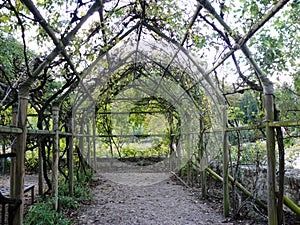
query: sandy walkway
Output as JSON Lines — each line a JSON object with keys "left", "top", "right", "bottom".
{"left": 74, "top": 172, "right": 258, "bottom": 225}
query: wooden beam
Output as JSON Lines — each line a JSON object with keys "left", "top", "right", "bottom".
{"left": 0, "top": 153, "right": 16, "bottom": 158}
{"left": 97, "top": 111, "right": 167, "bottom": 115}
{"left": 0, "top": 126, "right": 22, "bottom": 134}
{"left": 1, "top": 120, "right": 299, "bottom": 137}
{"left": 269, "top": 120, "right": 300, "bottom": 128}
{"left": 28, "top": 129, "right": 55, "bottom": 135}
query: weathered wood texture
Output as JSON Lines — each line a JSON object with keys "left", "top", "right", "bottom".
{"left": 265, "top": 94, "right": 277, "bottom": 225}
{"left": 222, "top": 108, "right": 230, "bottom": 217}
{"left": 13, "top": 92, "right": 28, "bottom": 225}
{"left": 52, "top": 104, "right": 60, "bottom": 211}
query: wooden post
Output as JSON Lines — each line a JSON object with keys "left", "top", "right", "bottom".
{"left": 265, "top": 94, "right": 277, "bottom": 225}
{"left": 222, "top": 106, "right": 230, "bottom": 217}
{"left": 68, "top": 115, "right": 74, "bottom": 196}
{"left": 38, "top": 138, "right": 44, "bottom": 196}
{"left": 10, "top": 104, "right": 18, "bottom": 197}
{"left": 52, "top": 104, "right": 60, "bottom": 211}
{"left": 2, "top": 141, "right": 5, "bottom": 174}
{"left": 86, "top": 121, "right": 91, "bottom": 165}
{"left": 13, "top": 91, "right": 29, "bottom": 225}
{"left": 199, "top": 119, "right": 207, "bottom": 199}
{"left": 92, "top": 115, "right": 96, "bottom": 168}
{"left": 79, "top": 114, "right": 84, "bottom": 154}
{"left": 186, "top": 114, "right": 192, "bottom": 185}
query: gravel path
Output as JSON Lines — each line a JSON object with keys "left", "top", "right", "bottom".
{"left": 74, "top": 172, "right": 236, "bottom": 225}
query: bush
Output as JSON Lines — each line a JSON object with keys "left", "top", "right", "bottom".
{"left": 24, "top": 198, "right": 71, "bottom": 225}
{"left": 25, "top": 169, "right": 92, "bottom": 225}
{"left": 59, "top": 196, "right": 79, "bottom": 210}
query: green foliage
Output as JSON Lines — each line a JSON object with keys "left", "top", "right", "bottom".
{"left": 0, "top": 158, "right": 11, "bottom": 173}
{"left": 275, "top": 81, "right": 300, "bottom": 122}
{"left": 59, "top": 167, "right": 93, "bottom": 201}
{"left": 24, "top": 198, "right": 72, "bottom": 225}
{"left": 247, "top": 1, "right": 300, "bottom": 78}
{"left": 0, "top": 34, "right": 34, "bottom": 121}
{"left": 25, "top": 154, "right": 38, "bottom": 173}
{"left": 228, "top": 106, "right": 245, "bottom": 123}
{"left": 285, "top": 138, "right": 300, "bottom": 168}
{"left": 120, "top": 138, "right": 169, "bottom": 158}
{"left": 237, "top": 91, "right": 260, "bottom": 124}
{"left": 230, "top": 140, "right": 266, "bottom": 165}
{"left": 25, "top": 166, "right": 92, "bottom": 225}
{"left": 73, "top": 183, "right": 92, "bottom": 201}
{"left": 121, "top": 145, "right": 138, "bottom": 157}
{"left": 59, "top": 196, "right": 79, "bottom": 210}
{"left": 0, "top": 105, "right": 12, "bottom": 126}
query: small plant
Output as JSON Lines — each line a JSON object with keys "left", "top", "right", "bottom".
{"left": 24, "top": 198, "right": 72, "bottom": 225}
{"left": 73, "top": 183, "right": 92, "bottom": 201}
{"left": 26, "top": 169, "right": 92, "bottom": 224}
{"left": 59, "top": 196, "right": 79, "bottom": 210}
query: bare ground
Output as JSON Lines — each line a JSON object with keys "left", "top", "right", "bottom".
{"left": 72, "top": 172, "right": 266, "bottom": 225}
{"left": 2, "top": 172, "right": 298, "bottom": 225}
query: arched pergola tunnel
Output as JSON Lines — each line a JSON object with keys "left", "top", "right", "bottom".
{"left": 72, "top": 29, "right": 225, "bottom": 167}
{"left": 1, "top": 0, "right": 299, "bottom": 224}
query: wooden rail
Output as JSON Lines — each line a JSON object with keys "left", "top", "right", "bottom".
{"left": 0, "top": 120, "right": 299, "bottom": 137}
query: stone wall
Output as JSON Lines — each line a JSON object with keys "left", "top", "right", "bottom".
{"left": 239, "top": 165, "right": 300, "bottom": 209}
{"left": 94, "top": 157, "right": 169, "bottom": 172}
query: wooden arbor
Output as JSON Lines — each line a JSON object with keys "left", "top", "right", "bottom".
{"left": 0, "top": 0, "right": 298, "bottom": 225}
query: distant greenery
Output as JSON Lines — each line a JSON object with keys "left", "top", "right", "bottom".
{"left": 230, "top": 141, "right": 266, "bottom": 165}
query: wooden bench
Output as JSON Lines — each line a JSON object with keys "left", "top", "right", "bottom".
{"left": 0, "top": 184, "right": 35, "bottom": 205}
{"left": 0, "top": 192, "right": 21, "bottom": 225}
{"left": 0, "top": 185, "right": 34, "bottom": 225}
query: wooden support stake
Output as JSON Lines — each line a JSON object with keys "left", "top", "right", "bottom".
{"left": 52, "top": 104, "right": 60, "bottom": 211}
{"left": 79, "top": 115, "right": 84, "bottom": 158}
{"left": 38, "top": 139, "right": 44, "bottom": 196}
{"left": 222, "top": 107, "right": 230, "bottom": 217}
{"left": 92, "top": 116, "right": 96, "bottom": 168}
{"left": 68, "top": 116, "right": 74, "bottom": 196}
{"left": 13, "top": 93, "right": 28, "bottom": 225}
{"left": 199, "top": 120, "right": 207, "bottom": 199}
{"left": 86, "top": 121, "right": 91, "bottom": 165}
{"left": 265, "top": 94, "right": 277, "bottom": 225}
{"left": 10, "top": 104, "right": 18, "bottom": 197}
{"left": 204, "top": 167, "right": 267, "bottom": 211}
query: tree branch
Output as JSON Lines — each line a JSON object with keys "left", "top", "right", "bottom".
{"left": 198, "top": 0, "right": 288, "bottom": 94}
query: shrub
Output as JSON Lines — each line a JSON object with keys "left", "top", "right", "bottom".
{"left": 25, "top": 169, "right": 92, "bottom": 224}
{"left": 24, "top": 199, "right": 71, "bottom": 225}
